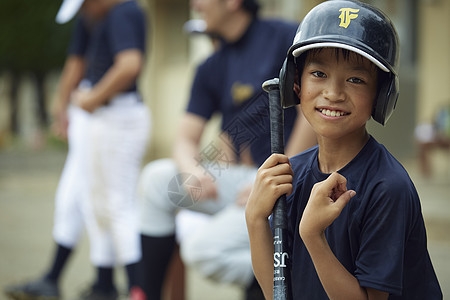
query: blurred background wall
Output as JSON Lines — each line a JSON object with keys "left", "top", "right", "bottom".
{"left": 0, "top": 0, "right": 449, "bottom": 164}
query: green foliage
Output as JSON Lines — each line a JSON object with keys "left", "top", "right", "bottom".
{"left": 0, "top": 0, "right": 73, "bottom": 73}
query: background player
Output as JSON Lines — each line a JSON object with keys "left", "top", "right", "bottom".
{"left": 5, "top": 0, "right": 150, "bottom": 299}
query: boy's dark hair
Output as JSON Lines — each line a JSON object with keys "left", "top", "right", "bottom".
{"left": 295, "top": 48, "right": 379, "bottom": 73}
{"left": 242, "top": 0, "right": 260, "bottom": 16}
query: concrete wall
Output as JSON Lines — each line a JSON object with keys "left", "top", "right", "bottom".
{"left": 139, "top": 0, "right": 191, "bottom": 161}
{"left": 417, "top": 0, "right": 450, "bottom": 124}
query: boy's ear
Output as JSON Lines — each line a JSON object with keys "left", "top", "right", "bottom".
{"left": 293, "top": 69, "right": 301, "bottom": 99}
{"left": 293, "top": 82, "right": 301, "bottom": 100}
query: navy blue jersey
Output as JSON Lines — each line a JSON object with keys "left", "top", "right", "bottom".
{"left": 187, "top": 18, "right": 298, "bottom": 167}
{"left": 68, "top": 1, "right": 146, "bottom": 92}
{"left": 283, "top": 136, "right": 442, "bottom": 299}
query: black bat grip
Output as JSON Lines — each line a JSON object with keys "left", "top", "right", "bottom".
{"left": 265, "top": 84, "right": 284, "bottom": 155}
{"left": 262, "top": 78, "right": 292, "bottom": 300}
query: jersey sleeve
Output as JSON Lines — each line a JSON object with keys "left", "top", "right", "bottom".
{"left": 355, "top": 177, "right": 420, "bottom": 295}
{"left": 186, "top": 61, "right": 220, "bottom": 120}
{"left": 107, "top": 4, "right": 146, "bottom": 55}
{"left": 67, "top": 17, "right": 89, "bottom": 56}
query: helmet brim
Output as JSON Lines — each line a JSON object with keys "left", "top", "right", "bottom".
{"left": 292, "top": 42, "right": 389, "bottom": 73}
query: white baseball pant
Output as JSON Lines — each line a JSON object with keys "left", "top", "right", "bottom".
{"left": 52, "top": 105, "right": 91, "bottom": 248}
{"left": 53, "top": 90, "right": 150, "bottom": 267}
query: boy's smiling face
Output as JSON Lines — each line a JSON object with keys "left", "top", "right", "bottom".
{"left": 298, "top": 48, "right": 378, "bottom": 141}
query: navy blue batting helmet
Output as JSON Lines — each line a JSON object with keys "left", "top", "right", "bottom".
{"left": 279, "top": 0, "right": 400, "bottom": 125}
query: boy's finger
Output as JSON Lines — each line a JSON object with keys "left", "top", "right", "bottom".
{"left": 260, "top": 153, "right": 290, "bottom": 169}
{"left": 334, "top": 190, "right": 356, "bottom": 211}
{"left": 321, "top": 172, "right": 347, "bottom": 192}
{"left": 271, "top": 162, "right": 294, "bottom": 176}
{"left": 271, "top": 174, "right": 293, "bottom": 186}
{"left": 278, "top": 183, "right": 294, "bottom": 197}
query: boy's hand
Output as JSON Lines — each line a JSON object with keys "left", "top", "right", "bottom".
{"left": 246, "top": 154, "right": 293, "bottom": 222}
{"left": 300, "top": 172, "right": 355, "bottom": 240}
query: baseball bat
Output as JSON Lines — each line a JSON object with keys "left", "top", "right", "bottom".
{"left": 262, "top": 78, "right": 292, "bottom": 300}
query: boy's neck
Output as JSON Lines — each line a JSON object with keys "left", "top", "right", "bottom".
{"left": 316, "top": 130, "right": 370, "bottom": 174}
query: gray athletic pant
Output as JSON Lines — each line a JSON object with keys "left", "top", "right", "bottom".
{"left": 137, "top": 158, "right": 257, "bottom": 287}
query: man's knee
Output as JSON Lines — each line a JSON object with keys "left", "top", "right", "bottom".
{"left": 138, "top": 159, "right": 177, "bottom": 204}
{"left": 139, "top": 159, "right": 176, "bottom": 187}
{"left": 138, "top": 159, "right": 179, "bottom": 236}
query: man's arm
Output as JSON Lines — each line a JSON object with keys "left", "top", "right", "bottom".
{"left": 51, "top": 55, "right": 85, "bottom": 139}
{"left": 73, "top": 49, "right": 143, "bottom": 112}
{"left": 172, "top": 112, "right": 218, "bottom": 200}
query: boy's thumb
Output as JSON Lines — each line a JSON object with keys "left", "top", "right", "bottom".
{"left": 335, "top": 190, "right": 355, "bottom": 210}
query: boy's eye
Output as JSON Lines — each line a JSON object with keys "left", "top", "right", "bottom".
{"left": 312, "top": 71, "right": 326, "bottom": 78}
{"left": 348, "top": 77, "right": 364, "bottom": 84}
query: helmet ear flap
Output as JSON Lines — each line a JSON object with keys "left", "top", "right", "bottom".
{"left": 372, "top": 73, "right": 399, "bottom": 125}
{"left": 279, "top": 55, "right": 300, "bottom": 108}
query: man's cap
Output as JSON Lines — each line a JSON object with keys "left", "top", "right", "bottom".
{"left": 55, "top": 0, "right": 85, "bottom": 24}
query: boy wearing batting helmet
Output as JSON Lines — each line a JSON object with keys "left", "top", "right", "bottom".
{"left": 246, "top": 1, "right": 442, "bottom": 299}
